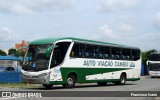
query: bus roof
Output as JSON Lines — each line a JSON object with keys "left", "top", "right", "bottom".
{"left": 30, "top": 37, "right": 140, "bottom": 49}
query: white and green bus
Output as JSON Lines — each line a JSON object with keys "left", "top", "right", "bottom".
{"left": 147, "top": 53, "right": 160, "bottom": 78}
{"left": 20, "top": 37, "right": 141, "bottom": 88}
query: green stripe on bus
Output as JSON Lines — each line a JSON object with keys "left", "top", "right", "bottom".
{"left": 60, "top": 67, "right": 131, "bottom": 83}
{"left": 49, "top": 78, "right": 140, "bottom": 85}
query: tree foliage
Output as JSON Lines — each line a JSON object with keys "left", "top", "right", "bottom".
{"left": 0, "top": 49, "right": 7, "bottom": 56}
{"left": 19, "top": 51, "right": 25, "bottom": 57}
{"left": 8, "top": 48, "right": 17, "bottom": 56}
{"left": 142, "top": 49, "right": 158, "bottom": 65}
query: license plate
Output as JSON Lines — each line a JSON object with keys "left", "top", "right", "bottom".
{"left": 27, "top": 79, "right": 33, "bottom": 83}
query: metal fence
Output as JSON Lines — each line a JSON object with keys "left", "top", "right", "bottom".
{"left": 0, "top": 72, "right": 22, "bottom": 83}
{"left": 141, "top": 64, "right": 149, "bottom": 76}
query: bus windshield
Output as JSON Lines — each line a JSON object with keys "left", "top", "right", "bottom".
{"left": 149, "top": 63, "right": 160, "bottom": 71}
{"left": 22, "top": 45, "right": 51, "bottom": 71}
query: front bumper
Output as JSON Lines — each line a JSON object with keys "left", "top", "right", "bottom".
{"left": 22, "top": 74, "right": 50, "bottom": 84}
{"left": 149, "top": 71, "right": 160, "bottom": 77}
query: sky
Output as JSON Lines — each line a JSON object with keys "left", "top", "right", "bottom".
{"left": 0, "top": 0, "right": 160, "bottom": 51}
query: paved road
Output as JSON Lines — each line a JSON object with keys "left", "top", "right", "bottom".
{"left": 0, "top": 76, "right": 160, "bottom": 100}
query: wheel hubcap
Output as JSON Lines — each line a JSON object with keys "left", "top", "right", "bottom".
{"left": 67, "top": 78, "right": 73, "bottom": 85}
{"left": 121, "top": 77, "right": 125, "bottom": 83}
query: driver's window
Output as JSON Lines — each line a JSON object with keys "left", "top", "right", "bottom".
{"left": 51, "top": 50, "right": 60, "bottom": 66}
{"left": 50, "top": 42, "right": 71, "bottom": 68}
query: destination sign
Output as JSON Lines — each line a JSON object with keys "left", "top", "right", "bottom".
{"left": 83, "top": 60, "right": 135, "bottom": 67}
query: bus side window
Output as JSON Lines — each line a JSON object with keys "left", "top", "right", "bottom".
{"left": 98, "top": 46, "right": 104, "bottom": 59}
{"left": 91, "top": 46, "right": 98, "bottom": 58}
{"left": 132, "top": 50, "right": 140, "bottom": 61}
{"left": 70, "top": 43, "right": 85, "bottom": 58}
{"left": 70, "top": 43, "right": 78, "bottom": 57}
{"left": 111, "top": 47, "right": 121, "bottom": 60}
{"left": 104, "top": 47, "right": 110, "bottom": 59}
{"left": 122, "top": 49, "right": 131, "bottom": 60}
{"left": 79, "top": 44, "right": 85, "bottom": 58}
{"left": 85, "top": 44, "right": 90, "bottom": 58}
{"left": 98, "top": 46, "right": 110, "bottom": 59}
{"left": 85, "top": 45, "right": 98, "bottom": 58}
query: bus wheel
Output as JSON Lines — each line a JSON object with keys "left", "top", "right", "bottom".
{"left": 97, "top": 82, "right": 107, "bottom": 86}
{"left": 42, "top": 84, "right": 53, "bottom": 89}
{"left": 63, "top": 75, "right": 76, "bottom": 88}
{"left": 115, "top": 73, "right": 126, "bottom": 85}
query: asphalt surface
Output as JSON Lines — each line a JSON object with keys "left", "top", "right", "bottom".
{"left": 0, "top": 76, "right": 160, "bottom": 100}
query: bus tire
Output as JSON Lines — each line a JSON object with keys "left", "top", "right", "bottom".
{"left": 63, "top": 75, "right": 76, "bottom": 88}
{"left": 115, "top": 73, "right": 126, "bottom": 85}
{"left": 42, "top": 84, "right": 53, "bottom": 89}
{"left": 97, "top": 82, "right": 108, "bottom": 86}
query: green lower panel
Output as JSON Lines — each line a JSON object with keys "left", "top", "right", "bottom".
{"left": 81, "top": 79, "right": 120, "bottom": 83}
{"left": 49, "top": 67, "right": 140, "bottom": 85}
{"left": 49, "top": 78, "right": 140, "bottom": 85}
{"left": 49, "top": 79, "right": 119, "bottom": 85}
{"left": 127, "top": 78, "right": 140, "bottom": 81}
{"left": 60, "top": 67, "right": 131, "bottom": 83}
{"left": 49, "top": 81, "right": 64, "bottom": 85}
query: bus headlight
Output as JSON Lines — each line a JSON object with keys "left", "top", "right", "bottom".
{"left": 39, "top": 72, "right": 50, "bottom": 78}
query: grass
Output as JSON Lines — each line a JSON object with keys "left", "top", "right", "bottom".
{"left": 0, "top": 83, "right": 41, "bottom": 88}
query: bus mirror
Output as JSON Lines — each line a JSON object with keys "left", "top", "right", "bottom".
{"left": 46, "top": 46, "right": 58, "bottom": 58}
{"left": 146, "top": 60, "right": 149, "bottom": 66}
{"left": 17, "top": 46, "right": 27, "bottom": 57}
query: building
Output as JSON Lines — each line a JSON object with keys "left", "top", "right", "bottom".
{"left": 15, "top": 40, "right": 29, "bottom": 49}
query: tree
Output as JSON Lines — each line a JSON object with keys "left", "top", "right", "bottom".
{"left": 8, "top": 48, "right": 17, "bottom": 56}
{"left": 0, "top": 49, "right": 7, "bottom": 56}
{"left": 142, "top": 49, "right": 158, "bottom": 65}
{"left": 19, "top": 51, "right": 25, "bottom": 57}
{"left": 16, "top": 48, "right": 26, "bottom": 57}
